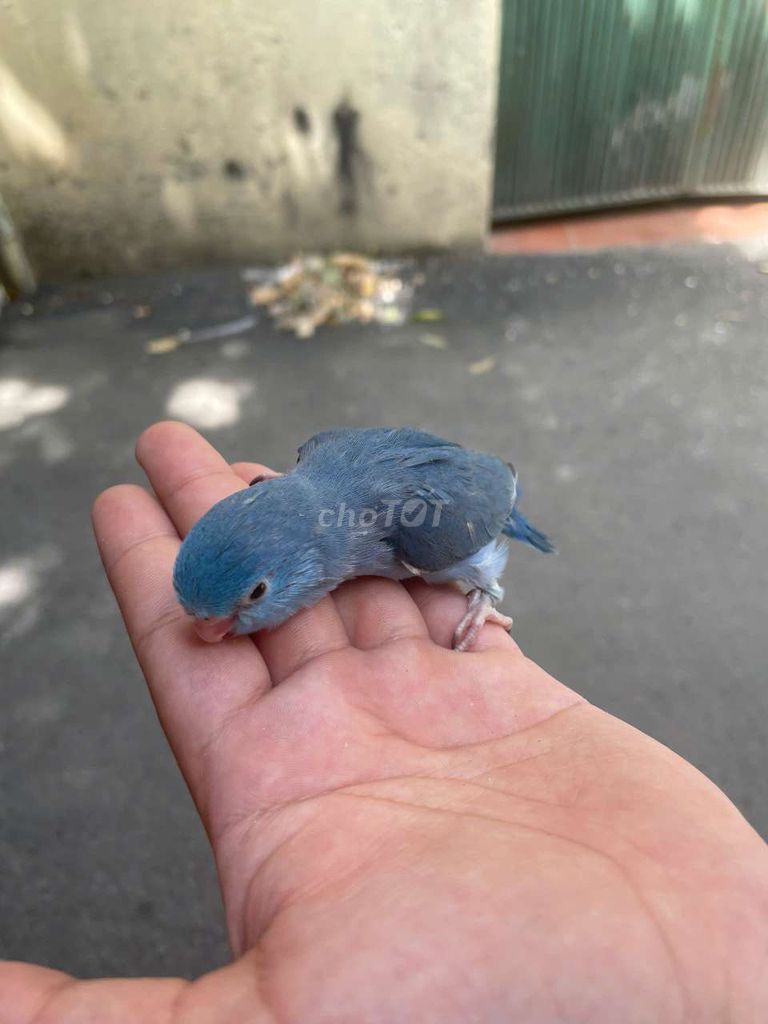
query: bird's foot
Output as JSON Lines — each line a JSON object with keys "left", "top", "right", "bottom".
{"left": 452, "top": 589, "right": 513, "bottom": 652}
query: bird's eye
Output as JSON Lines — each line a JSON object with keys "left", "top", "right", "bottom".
{"left": 249, "top": 581, "right": 268, "bottom": 602}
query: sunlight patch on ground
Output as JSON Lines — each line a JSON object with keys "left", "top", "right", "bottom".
{"left": 0, "top": 548, "right": 63, "bottom": 642}
{"left": 0, "top": 378, "right": 70, "bottom": 430}
{"left": 732, "top": 236, "right": 768, "bottom": 261}
{"left": 165, "top": 378, "right": 252, "bottom": 429}
{"left": 0, "top": 562, "right": 34, "bottom": 609}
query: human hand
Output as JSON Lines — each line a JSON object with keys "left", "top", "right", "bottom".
{"left": 3, "top": 421, "right": 767, "bottom": 1023}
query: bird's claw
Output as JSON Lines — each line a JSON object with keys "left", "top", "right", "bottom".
{"left": 452, "top": 590, "right": 513, "bottom": 652}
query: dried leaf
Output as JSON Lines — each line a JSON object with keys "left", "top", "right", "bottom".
{"left": 250, "top": 284, "right": 281, "bottom": 305}
{"left": 146, "top": 336, "right": 180, "bottom": 355}
{"left": 377, "top": 306, "right": 405, "bottom": 325}
{"left": 331, "top": 252, "right": 370, "bottom": 270}
{"left": 468, "top": 356, "right": 496, "bottom": 375}
{"left": 347, "top": 299, "right": 375, "bottom": 322}
{"left": 419, "top": 332, "right": 447, "bottom": 350}
{"left": 356, "top": 273, "right": 377, "bottom": 299}
{"left": 278, "top": 314, "right": 317, "bottom": 339}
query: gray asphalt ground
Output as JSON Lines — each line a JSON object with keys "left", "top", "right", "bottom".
{"left": 1, "top": 245, "right": 766, "bottom": 978}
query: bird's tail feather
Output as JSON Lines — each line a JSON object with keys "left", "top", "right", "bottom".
{"left": 503, "top": 508, "right": 556, "bottom": 553}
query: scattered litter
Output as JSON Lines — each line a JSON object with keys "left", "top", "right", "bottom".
{"left": 412, "top": 307, "right": 443, "bottom": 322}
{"left": 757, "top": 261, "right": 768, "bottom": 275}
{"left": 132, "top": 305, "right": 152, "bottom": 319}
{"left": 419, "top": 332, "right": 447, "bottom": 350}
{"left": 145, "top": 314, "right": 257, "bottom": 355}
{"left": 468, "top": 356, "right": 496, "bottom": 376}
{"left": 146, "top": 336, "right": 178, "bottom": 355}
{"left": 249, "top": 284, "right": 281, "bottom": 305}
{"left": 248, "top": 253, "right": 416, "bottom": 338}
{"left": 377, "top": 306, "right": 405, "bottom": 325}
{"left": 684, "top": 275, "right": 698, "bottom": 289}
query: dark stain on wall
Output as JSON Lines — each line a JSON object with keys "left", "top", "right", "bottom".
{"left": 332, "top": 99, "right": 362, "bottom": 216}
{"left": 223, "top": 159, "right": 247, "bottom": 180}
{"left": 293, "top": 106, "right": 311, "bottom": 134}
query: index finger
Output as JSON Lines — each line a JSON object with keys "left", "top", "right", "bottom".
{"left": 93, "top": 425, "right": 276, "bottom": 818}
{"left": 136, "top": 420, "right": 247, "bottom": 536}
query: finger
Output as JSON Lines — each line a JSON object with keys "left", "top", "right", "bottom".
{"left": 0, "top": 962, "right": 188, "bottom": 1024}
{"left": 405, "top": 579, "right": 521, "bottom": 653}
{"left": 0, "top": 957, "right": 270, "bottom": 1024}
{"left": 231, "top": 461, "right": 281, "bottom": 486}
{"left": 255, "top": 595, "right": 350, "bottom": 684}
{"left": 136, "top": 420, "right": 246, "bottom": 536}
{"left": 92, "top": 484, "right": 272, "bottom": 808}
{"left": 0, "top": 962, "right": 75, "bottom": 1024}
{"left": 333, "top": 576, "right": 430, "bottom": 649}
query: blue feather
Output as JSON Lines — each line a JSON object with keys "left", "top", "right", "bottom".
{"left": 503, "top": 508, "right": 556, "bottom": 553}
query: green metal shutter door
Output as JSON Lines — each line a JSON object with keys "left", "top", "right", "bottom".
{"left": 493, "top": 0, "right": 768, "bottom": 221}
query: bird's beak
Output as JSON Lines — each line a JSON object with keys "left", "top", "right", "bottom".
{"left": 193, "top": 614, "right": 237, "bottom": 643}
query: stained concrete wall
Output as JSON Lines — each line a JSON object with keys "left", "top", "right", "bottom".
{"left": 0, "top": 0, "right": 500, "bottom": 280}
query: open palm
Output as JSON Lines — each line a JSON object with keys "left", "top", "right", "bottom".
{"left": 3, "top": 421, "right": 767, "bottom": 1024}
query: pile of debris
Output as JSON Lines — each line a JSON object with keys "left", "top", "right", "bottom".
{"left": 247, "top": 253, "right": 416, "bottom": 338}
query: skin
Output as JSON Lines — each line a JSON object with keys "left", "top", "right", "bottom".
{"left": 2, "top": 419, "right": 767, "bottom": 1023}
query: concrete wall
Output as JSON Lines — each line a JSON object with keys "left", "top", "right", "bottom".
{"left": 0, "top": 0, "right": 500, "bottom": 280}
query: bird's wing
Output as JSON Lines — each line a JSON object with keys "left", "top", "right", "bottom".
{"left": 381, "top": 445, "right": 516, "bottom": 574}
{"left": 295, "top": 428, "right": 516, "bottom": 574}
{"left": 296, "top": 429, "right": 345, "bottom": 463}
{"left": 297, "top": 426, "right": 460, "bottom": 466}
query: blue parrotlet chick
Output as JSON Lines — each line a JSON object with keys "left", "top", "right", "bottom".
{"left": 173, "top": 427, "right": 554, "bottom": 651}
